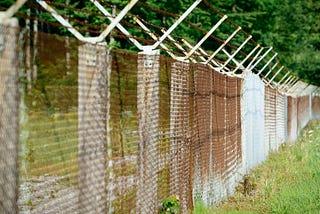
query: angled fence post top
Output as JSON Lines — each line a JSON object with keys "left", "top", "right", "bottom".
{"left": 36, "top": 0, "right": 139, "bottom": 44}
{"left": 2, "top": 0, "right": 318, "bottom": 90}
{"left": 185, "top": 15, "right": 228, "bottom": 59}
{"left": 151, "top": 0, "right": 203, "bottom": 50}
{"left": 0, "top": 0, "right": 27, "bottom": 22}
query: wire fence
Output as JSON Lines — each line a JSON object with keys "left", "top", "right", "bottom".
{"left": 0, "top": 25, "right": 318, "bottom": 213}
{"left": 0, "top": 20, "right": 20, "bottom": 214}
{"left": 1, "top": 1, "right": 320, "bottom": 213}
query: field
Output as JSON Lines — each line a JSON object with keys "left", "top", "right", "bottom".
{"left": 193, "top": 120, "right": 320, "bottom": 213}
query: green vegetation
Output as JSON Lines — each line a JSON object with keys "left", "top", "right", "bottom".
{"left": 160, "top": 195, "right": 181, "bottom": 214}
{"left": 19, "top": 111, "right": 78, "bottom": 183}
{"left": 193, "top": 120, "right": 320, "bottom": 213}
{"left": 1, "top": 0, "right": 319, "bottom": 85}
{"left": 112, "top": 188, "right": 137, "bottom": 214}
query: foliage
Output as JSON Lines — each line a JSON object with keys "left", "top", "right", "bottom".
{"left": 159, "top": 195, "right": 180, "bottom": 214}
{"left": 2, "top": 0, "right": 319, "bottom": 85}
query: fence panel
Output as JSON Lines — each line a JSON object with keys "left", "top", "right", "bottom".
{"left": 224, "top": 74, "right": 243, "bottom": 194}
{"left": 0, "top": 19, "right": 20, "bottom": 214}
{"left": 313, "top": 95, "right": 320, "bottom": 119}
{"left": 275, "top": 92, "right": 286, "bottom": 149}
{"left": 265, "top": 86, "right": 277, "bottom": 151}
{"left": 169, "top": 60, "right": 192, "bottom": 213}
{"left": 18, "top": 32, "right": 79, "bottom": 214}
{"left": 192, "top": 63, "right": 213, "bottom": 204}
{"left": 297, "top": 95, "right": 311, "bottom": 132}
{"left": 108, "top": 50, "right": 138, "bottom": 213}
{"left": 0, "top": 25, "right": 318, "bottom": 213}
{"left": 287, "top": 96, "right": 298, "bottom": 142}
{"left": 192, "top": 64, "right": 242, "bottom": 206}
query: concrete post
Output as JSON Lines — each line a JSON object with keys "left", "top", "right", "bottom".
{"left": 0, "top": 16, "right": 20, "bottom": 214}
{"left": 169, "top": 59, "right": 191, "bottom": 213}
{"left": 136, "top": 48, "right": 160, "bottom": 213}
{"left": 78, "top": 42, "right": 108, "bottom": 213}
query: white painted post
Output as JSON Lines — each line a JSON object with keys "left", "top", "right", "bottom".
{"left": 0, "top": 16, "right": 20, "bottom": 214}
{"left": 91, "top": 0, "right": 143, "bottom": 50}
{"left": 152, "top": 0, "right": 202, "bottom": 50}
{"left": 136, "top": 47, "right": 160, "bottom": 213}
{"left": 277, "top": 72, "right": 290, "bottom": 87}
{"left": 78, "top": 42, "right": 108, "bottom": 213}
{"left": 245, "top": 46, "right": 264, "bottom": 70}
{"left": 205, "top": 27, "right": 241, "bottom": 64}
{"left": 232, "top": 44, "right": 260, "bottom": 74}
{"left": 257, "top": 52, "right": 278, "bottom": 76}
{"left": 278, "top": 75, "right": 293, "bottom": 91}
{"left": 264, "top": 62, "right": 278, "bottom": 80}
{"left": 185, "top": 15, "right": 228, "bottom": 59}
{"left": 134, "top": 17, "right": 176, "bottom": 58}
{"left": 221, "top": 35, "right": 252, "bottom": 71}
{"left": 105, "top": 48, "right": 114, "bottom": 214}
{"left": 266, "top": 66, "right": 284, "bottom": 86}
{"left": 248, "top": 47, "right": 273, "bottom": 71}
{"left": 283, "top": 77, "right": 298, "bottom": 92}
{"left": 37, "top": 0, "right": 138, "bottom": 44}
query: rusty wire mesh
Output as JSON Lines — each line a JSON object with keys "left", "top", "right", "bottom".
{"left": 264, "top": 86, "right": 277, "bottom": 151}
{"left": 13, "top": 29, "right": 245, "bottom": 213}
{"left": 297, "top": 95, "right": 311, "bottom": 132}
{"left": 192, "top": 64, "right": 242, "bottom": 205}
{"left": 275, "top": 91, "right": 286, "bottom": 149}
{"left": 313, "top": 95, "right": 320, "bottom": 119}
{"left": 287, "top": 96, "right": 298, "bottom": 142}
{"left": 286, "top": 95, "right": 317, "bottom": 143}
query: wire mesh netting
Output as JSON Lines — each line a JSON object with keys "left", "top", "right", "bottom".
{"left": 13, "top": 29, "right": 245, "bottom": 213}
{"left": 0, "top": 21, "right": 20, "bottom": 214}
{"left": 287, "top": 95, "right": 313, "bottom": 144}
{"left": 192, "top": 64, "right": 242, "bottom": 205}
{"left": 297, "top": 95, "right": 311, "bottom": 132}
{"left": 1, "top": 19, "right": 320, "bottom": 214}
{"left": 264, "top": 86, "right": 277, "bottom": 150}
{"left": 287, "top": 96, "right": 298, "bottom": 142}
{"left": 275, "top": 92, "right": 286, "bottom": 149}
{"left": 313, "top": 95, "right": 320, "bottom": 119}
{"left": 17, "top": 30, "right": 141, "bottom": 213}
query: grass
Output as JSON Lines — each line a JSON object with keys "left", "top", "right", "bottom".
{"left": 193, "top": 120, "right": 320, "bottom": 214}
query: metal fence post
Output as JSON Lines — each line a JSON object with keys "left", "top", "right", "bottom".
{"left": 0, "top": 16, "right": 20, "bottom": 214}
{"left": 78, "top": 42, "right": 108, "bottom": 213}
{"left": 136, "top": 47, "right": 160, "bottom": 213}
